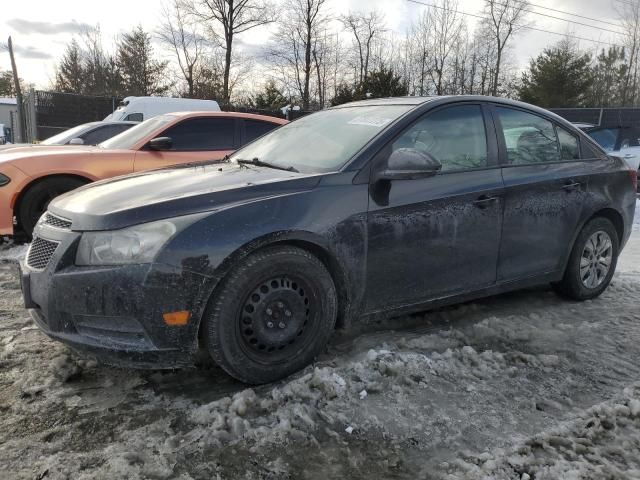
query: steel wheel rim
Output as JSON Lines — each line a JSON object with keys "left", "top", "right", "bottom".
{"left": 238, "top": 274, "right": 316, "bottom": 363}
{"left": 580, "top": 230, "right": 613, "bottom": 289}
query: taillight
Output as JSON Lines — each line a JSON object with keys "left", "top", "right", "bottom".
{"left": 628, "top": 167, "right": 638, "bottom": 191}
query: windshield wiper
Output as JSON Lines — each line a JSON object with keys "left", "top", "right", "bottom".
{"left": 236, "top": 157, "right": 299, "bottom": 173}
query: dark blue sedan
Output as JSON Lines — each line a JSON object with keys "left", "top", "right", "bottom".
{"left": 20, "top": 96, "right": 637, "bottom": 384}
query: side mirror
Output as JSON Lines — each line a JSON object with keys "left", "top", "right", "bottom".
{"left": 375, "top": 148, "right": 442, "bottom": 181}
{"left": 68, "top": 138, "right": 84, "bottom": 145}
{"left": 148, "top": 137, "right": 173, "bottom": 151}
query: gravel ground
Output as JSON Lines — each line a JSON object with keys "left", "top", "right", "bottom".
{"left": 1, "top": 208, "right": 640, "bottom": 480}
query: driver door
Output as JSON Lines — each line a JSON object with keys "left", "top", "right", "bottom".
{"left": 134, "top": 117, "right": 238, "bottom": 171}
{"left": 365, "top": 103, "right": 505, "bottom": 313}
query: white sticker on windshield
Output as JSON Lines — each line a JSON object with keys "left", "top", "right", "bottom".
{"left": 348, "top": 116, "right": 393, "bottom": 127}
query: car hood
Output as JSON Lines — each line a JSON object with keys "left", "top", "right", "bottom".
{"left": 49, "top": 162, "right": 323, "bottom": 231}
{"left": 0, "top": 145, "right": 102, "bottom": 164}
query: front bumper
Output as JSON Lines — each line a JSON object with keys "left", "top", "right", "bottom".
{"left": 0, "top": 164, "right": 30, "bottom": 236}
{"left": 20, "top": 224, "right": 213, "bottom": 369}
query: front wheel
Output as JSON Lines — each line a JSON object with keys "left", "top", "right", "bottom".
{"left": 202, "top": 246, "right": 338, "bottom": 384}
{"left": 553, "top": 217, "right": 619, "bottom": 301}
{"left": 18, "top": 177, "right": 87, "bottom": 237}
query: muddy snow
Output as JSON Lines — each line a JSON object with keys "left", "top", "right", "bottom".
{"left": 2, "top": 208, "right": 640, "bottom": 479}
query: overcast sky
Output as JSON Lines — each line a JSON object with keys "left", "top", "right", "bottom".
{"left": 0, "top": 0, "right": 625, "bottom": 90}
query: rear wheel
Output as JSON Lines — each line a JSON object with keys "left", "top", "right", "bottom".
{"left": 18, "top": 177, "right": 87, "bottom": 237}
{"left": 553, "top": 217, "right": 619, "bottom": 300}
{"left": 202, "top": 246, "right": 337, "bottom": 384}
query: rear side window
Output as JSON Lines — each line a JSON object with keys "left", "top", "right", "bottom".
{"left": 245, "top": 120, "right": 279, "bottom": 144}
{"left": 496, "top": 107, "right": 560, "bottom": 164}
{"left": 588, "top": 128, "right": 619, "bottom": 152}
{"left": 125, "top": 113, "right": 143, "bottom": 122}
{"left": 161, "top": 118, "right": 236, "bottom": 151}
{"left": 81, "top": 124, "right": 133, "bottom": 145}
{"left": 391, "top": 105, "right": 488, "bottom": 172}
{"left": 556, "top": 126, "right": 580, "bottom": 160}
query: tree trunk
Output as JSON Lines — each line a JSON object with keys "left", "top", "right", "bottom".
{"left": 223, "top": 35, "right": 232, "bottom": 105}
{"left": 492, "top": 46, "right": 502, "bottom": 97}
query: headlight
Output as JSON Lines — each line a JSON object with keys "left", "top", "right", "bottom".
{"left": 0, "top": 173, "right": 10, "bottom": 187}
{"left": 76, "top": 220, "right": 177, "bottom": 266}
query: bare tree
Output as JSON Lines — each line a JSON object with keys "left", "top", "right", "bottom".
{"left": 268, "top": 0, "right": 329, "bottom": 109}
{"left": 485, "top": 0, "right": 528, "bottom": 96}
{"left": 340, "top": 10, "right": 385, "bottom": 85}
{"left": 427, "top": 0, "right": 463, "bottom": 95}
{"left": 617, "top": 0, "right": 640, "bottom": 105}
{"left": 159, "top": 0, "right": 208, "bottom": 98}
{"left": 188, "top": 0, "right": 274, "bottom": 105}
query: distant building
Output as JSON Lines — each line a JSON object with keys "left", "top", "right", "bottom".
{"left": 0, "top": 98, "right": 17, "bottom": 142}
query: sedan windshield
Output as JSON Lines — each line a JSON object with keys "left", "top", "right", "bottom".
{"left": 100, "top": 115, "right": 175, "bottom": 150}
{"left": 231, "top": 105, "right": 414, "bottom": 173}
{"left": 41, "top": 124, "right": 92, "bottom": 145}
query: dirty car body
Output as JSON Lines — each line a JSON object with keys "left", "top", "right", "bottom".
{"left": 20, "top": 96, "right": 636, "bottom": 381}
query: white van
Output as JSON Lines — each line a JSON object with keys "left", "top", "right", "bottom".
{"left": 104, "top": 96, "right": 221, "bottom": 122}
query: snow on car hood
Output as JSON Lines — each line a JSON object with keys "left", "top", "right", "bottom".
{"left": 49, "top": 162, "right": 322, "bottom": 231}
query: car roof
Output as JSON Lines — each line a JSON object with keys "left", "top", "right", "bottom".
{"left": 163, "top": 111, "right": 288, "bottom": 124}
{"left": 333, "top": 95, "right": 579, "bottom": 129}
{"left": 80, "top": 121, "right": 140, "bottom": 127}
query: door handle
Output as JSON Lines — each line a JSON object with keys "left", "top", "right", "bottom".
{"left": 473, "top": 195, "right": 499, "bottom": 208}
{"left": 562, "top": 181, "right": 581, "bottom": 191}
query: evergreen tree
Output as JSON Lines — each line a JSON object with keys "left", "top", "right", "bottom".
{"left": 588, "top": 47, "right": 628, "bottom": 107}
{"left": 55, "top": 39, "right": 85, "bottom": 93}
{"left": 253, "top": 81, "right": 287, "bottom": 109}
{"left": 358, "top": 66, "right": 408, "bottom": 99}
{"left": 117, "top": 26, "right": 170, "bottom": 96}
{"left": 330, "top": 83, "right": 357, "bottom": 106}
{"left": 518, "top": 40, "right": 592, "bottom": 108}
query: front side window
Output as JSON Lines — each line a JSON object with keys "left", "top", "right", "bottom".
{"left": 557, "top": 126, "right": 580, "bottom": 160}
{"left": 161, "top": 118, "right": 236, "bottom": 151}
{"left": 497, "top": 107, "right": 560, "bottom": 164}
{"left": 587, "top": 128, "right": 620, "bottom": 152}
{"left": 390, "top": 105, "right": 488, "bottom": 172}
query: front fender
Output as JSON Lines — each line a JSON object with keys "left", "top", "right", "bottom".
{"left": 156, "top": 175, "right": 370, "bottom": 326}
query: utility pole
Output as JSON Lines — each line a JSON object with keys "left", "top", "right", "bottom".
{"left": 7, "top": 36, "right": 24, "bottom": 143}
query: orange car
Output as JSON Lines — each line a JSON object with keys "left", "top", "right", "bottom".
{"left": 0, "top": 112, "right": 287, "bottom": 237}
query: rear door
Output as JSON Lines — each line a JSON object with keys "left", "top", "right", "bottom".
{"left": 365, "top": 103, "right": 504, "bottom": 312}
{"left": 494, "top": 105, "right": 591, "bottom": 281}
{"left": 133, "top": 117, "right": 238, "bottom": 171}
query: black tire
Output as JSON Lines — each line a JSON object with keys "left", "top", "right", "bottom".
{"left": 202, "top": 246, "right": 338, "bottom": 384}
{"left": 18, "top": 177, "right": 87, "bottom": 237}
{"left": 553, "top": 217, "right": 619, "bottom": 301}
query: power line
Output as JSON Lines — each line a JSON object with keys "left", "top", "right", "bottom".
{"left": 501, "top": 1, "right": 624, "bottom": 35}
{"left": 513, "top": 0, "right": 622, "bottom": 29}
{"left": 406, "top": 0, "right": 622, "bottom": 48}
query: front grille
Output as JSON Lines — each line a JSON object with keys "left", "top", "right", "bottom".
{"left": 44, "top": 212, "right": 72, "bottom": 229}
{"left": 27, "top": 237, "right": 59, "bottom": 270}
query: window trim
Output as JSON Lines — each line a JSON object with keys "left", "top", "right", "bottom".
{"left": 150, "top": 117, "right": 239, "bottom": 152}
{"left": 369, "top": 102, "right": 498, "bottom": 179}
